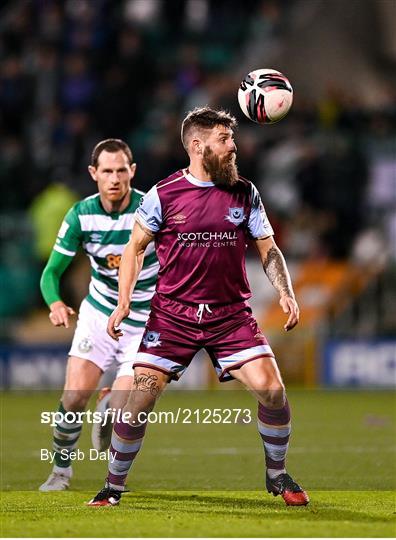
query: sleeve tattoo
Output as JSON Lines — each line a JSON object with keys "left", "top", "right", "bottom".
{"left": 262, "top": 246, "right": 294, "bottom": 297}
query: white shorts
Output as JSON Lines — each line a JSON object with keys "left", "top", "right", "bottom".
{"left": 69, "top": 299, "right": 145, "bottom": 378}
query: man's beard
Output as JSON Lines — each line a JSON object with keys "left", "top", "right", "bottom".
{"left": 202, "top": 146, "right": 239, "bottom": 188}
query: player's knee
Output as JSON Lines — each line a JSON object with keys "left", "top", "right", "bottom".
{"left": 257, "top": 380, "right": 285, "bottom": 409}
{"left": 109, "top": 390, "right": 130, "bottom": 411}
{"left": 62, "top": 390, "right": 90, "bottom": 412}
{"left": 264, "top": 387, "right": 286, "bottom": 409}
{"left": 123, "top": 393, "right": 158, "bottom": 418}
{"left": 120, "top": 368, "right": 168, "bottom": 417}
{"left": 253, "top": 373, "right": 284, "bottom": 392}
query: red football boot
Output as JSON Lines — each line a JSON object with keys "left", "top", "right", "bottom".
{"left": 266, "top": 472, "right": 309, "bottom": 506}
{"left": 87, "top": 481, "right": 123, "bottom": 507}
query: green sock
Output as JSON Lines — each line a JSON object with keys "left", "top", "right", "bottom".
{"left": 53, "top": 402, "right": 82, "bottom": 468}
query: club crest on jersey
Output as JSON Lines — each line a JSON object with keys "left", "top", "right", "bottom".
{"left": 225, "top": 207, "right": 245, "bottom": 226}
{"left": 142, "top": 331, "right": 162, "bottom": 348}
{"left": 78, "top": 338, "right": 93, "bottom": 353}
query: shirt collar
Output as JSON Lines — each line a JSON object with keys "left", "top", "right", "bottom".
{"left": 184, "top": 168, "right": 215, "bottom": 187}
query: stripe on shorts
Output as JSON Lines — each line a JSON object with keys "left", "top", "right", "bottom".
{"left": 218, "top": 345, "right": 274, "bottom": 367}
{"left": 134, "top": 353, "right": 187, "bottom": 375}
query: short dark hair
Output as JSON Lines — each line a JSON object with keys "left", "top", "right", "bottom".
{"left": 91, "top": 139, "right": 133, "bottom": 168}
{"left": 181, "top": 107, "right": 237, "bottom": 150}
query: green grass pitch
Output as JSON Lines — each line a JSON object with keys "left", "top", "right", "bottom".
{"left": 1, "top": 389, "right": 395, "bottom": 537}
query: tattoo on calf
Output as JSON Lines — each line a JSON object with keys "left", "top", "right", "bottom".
{"left": 134, "top": 372, "right": 160, "bottom": 396}
{"left": 263, "top": 246, "right": 293, "bottom": 297}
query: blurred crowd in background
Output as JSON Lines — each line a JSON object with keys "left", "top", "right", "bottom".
{"left": 0, "top": 0, "right": 395, "bottom": 331}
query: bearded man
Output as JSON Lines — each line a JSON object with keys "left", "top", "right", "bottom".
{"left": 88, "top": 107, "right": 309, "bottom": 507}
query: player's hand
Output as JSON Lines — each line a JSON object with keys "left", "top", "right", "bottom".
{"left": 49, "top": 301, "right": 75, "bottom": 328}
{"left": 279, "top": 295, "right": 299, "bottom": 332}
{"left": 107, "top": 305, "right": 130, "bottom": 341}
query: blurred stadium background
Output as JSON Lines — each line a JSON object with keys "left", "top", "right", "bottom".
{"left": 0, "top": 0, "right": 395, "bottom": 391}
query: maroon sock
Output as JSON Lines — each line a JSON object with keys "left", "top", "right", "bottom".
{"left": 257, "top": 397, "right": 291, "bottom": 471}
{"left": 107, "top": 418, "right": 147, "bottom": 489}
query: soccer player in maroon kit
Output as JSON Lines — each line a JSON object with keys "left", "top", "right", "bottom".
{"left": 88, "top": 107, "right": 309, "bottom": 507}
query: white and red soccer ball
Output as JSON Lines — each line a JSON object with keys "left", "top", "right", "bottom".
{"left": 238, "top": 68, "right": 293, "bottom": 124}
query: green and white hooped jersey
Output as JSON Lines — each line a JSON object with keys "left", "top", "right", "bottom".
{"left": 54, "top": 189, "right": 158, "bottom": 327}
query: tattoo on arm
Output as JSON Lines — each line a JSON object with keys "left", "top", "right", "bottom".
{"left": 263, "top": 246, "right": 294, "bottom": 297}
{"left": 133, "top": 372, "right": 160, "bottom": 397}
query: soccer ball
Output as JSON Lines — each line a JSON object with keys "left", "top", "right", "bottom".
{"left": 238, "top": 68, "right": 293, "bottom": 124}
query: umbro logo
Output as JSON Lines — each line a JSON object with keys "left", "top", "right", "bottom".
{"left": 90, "top": 233, "right": 102, "bottom": 243}
{"left": 172, "top": 213, "right": 187, "bottom": 224}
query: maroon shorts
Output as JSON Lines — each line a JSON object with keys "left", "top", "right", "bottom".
{"left": 134, "top": 293, "right": 274, "bottom": 382}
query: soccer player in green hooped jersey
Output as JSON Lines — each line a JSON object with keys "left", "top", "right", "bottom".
{"left": 39, "top": 139, "right": 159, "bottom": 491}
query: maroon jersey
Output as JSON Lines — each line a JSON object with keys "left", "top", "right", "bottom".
{"left": 136, "top": 169, "right": 274, "bottom": 304}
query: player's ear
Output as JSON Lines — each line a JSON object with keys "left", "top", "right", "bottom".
{"left": 192, "top": 138, "right": 203, "bottom": 155}
{"left": 130, "top": 163, "right": 137, "bottom": 178}
{"left": 88, "top": 165, "right": 97, "bottom": 182}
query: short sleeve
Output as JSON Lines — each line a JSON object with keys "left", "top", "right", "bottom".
{"left": 247, "top": 184, "right": 274, "bottom": 239}
{"left": 53, "top": 205, "right": 82, "bottom": 256}
{"left": 135, "top": 186, "right": 163, "bottom": 233}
